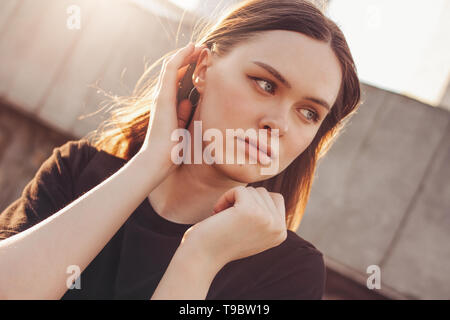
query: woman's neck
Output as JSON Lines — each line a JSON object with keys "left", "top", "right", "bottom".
{"left": 148, "top": 162, "right": 245, "bottom": 225}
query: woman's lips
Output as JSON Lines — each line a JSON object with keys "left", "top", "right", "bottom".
{"left": 236, "top": 137, "right": 273, "bottom": 165}
{"left": 246, "top": 137, "right": 271, "bottom": 156}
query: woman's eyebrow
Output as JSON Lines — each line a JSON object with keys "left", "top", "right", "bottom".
{"left": 251, "top": 60, "right": 331, "bottom": 111}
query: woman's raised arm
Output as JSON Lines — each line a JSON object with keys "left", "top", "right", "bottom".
{"left": 0, "top": 43, "right": 203, "bottom": 300}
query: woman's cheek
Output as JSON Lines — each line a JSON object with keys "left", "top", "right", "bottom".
{"left": 230, "top": 92, "right": 258, "bottom": 127}
{"left": 213, "top": 83, "right": 251, "bottom": 128}
{"left": 285, "top": 130, "right": 314, "bottom": 160}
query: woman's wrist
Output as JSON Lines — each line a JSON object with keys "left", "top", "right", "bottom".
{"left": 132, "top": 148, "right": 175, "bottom": 185}
{"left": 150, "top": 238, "right": 225, "bottom": 300}
{"left": 178, "top": 235, "right": 228, "bottom": 272}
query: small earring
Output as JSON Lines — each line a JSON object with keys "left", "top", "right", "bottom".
{"left": 188, "top": 86, "right": 200, "bottom": 107}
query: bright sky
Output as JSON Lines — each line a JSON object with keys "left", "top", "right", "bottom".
{"left": 170, "top": 0, "right": 199, "bottom": 10}
{"left": 167, "top": 0, "right": 450, "bottom": 106}
{"left": 326, "top": 0, "right": 450, "bottom": 106}
{"left": 169, "top": 0, "right": 200, "bottom": 11}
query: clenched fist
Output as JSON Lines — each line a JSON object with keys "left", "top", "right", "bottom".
{"left": 182, "top": 186, "right": 288, "bottom": 266}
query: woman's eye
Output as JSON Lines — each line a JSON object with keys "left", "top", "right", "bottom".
{"left": 249, "top": 76, "right": 276, "bottom": 95}
{"left": 298, "top": 108, "right": 320, "bottom": 123}
{"left": 248, "top": 76, "right": 320, "bottom": 123}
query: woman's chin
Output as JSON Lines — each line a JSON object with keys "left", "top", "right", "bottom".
{"left": 212, "top": 162, "right": 275, "bottom": 184}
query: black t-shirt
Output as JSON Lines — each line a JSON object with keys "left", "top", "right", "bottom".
{"left": 0, "top": 139, "right": 326, "bottom": 299}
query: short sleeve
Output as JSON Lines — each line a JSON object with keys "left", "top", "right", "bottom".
{"left": 0, "top": 139, "right": 96, "bottom": 240}
{"left": 237, "top": 249, "right": 327, "bottom": 300}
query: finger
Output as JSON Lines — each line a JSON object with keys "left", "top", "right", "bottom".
{"left": 212, "top": 186, "right": 246, "bottom": 214}
{"left": 246, "top": 187, "right": 269, "bottom": 211}
{"left": 174, "top": 44, "right": 206, "bottom": 89}
{"left": 157, "top": 43, "right": 196, "bottom": 105}
{"left": 190, "top": 43, "right": 207, "bottom": 62}
{"left": 177, "top": 99, "right": 193, "bottom": 128}
{"left": 175, "top": 64, "right": 190, "bottom": 85}
{"left": 165, "top": 44, "right": 206, "bottom": 104}
{"left": 255, "top": 187, "right": 278, "bottom": 214}
{"left": 157, "top": 43, "right": 205, "bottom": 99}
{"left": 269, "top": 192, "right": 286, "bottom": 220}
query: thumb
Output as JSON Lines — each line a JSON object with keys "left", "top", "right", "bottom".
{"left": 212, "top": 186, "right": 246, "bottom": 214}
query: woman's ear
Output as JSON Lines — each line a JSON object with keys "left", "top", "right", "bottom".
{"left": 192, "top": 47, "right": 213, "bottom": 94}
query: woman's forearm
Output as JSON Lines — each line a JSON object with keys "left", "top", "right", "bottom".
{"left": 150, "top": 239, "right": 225, "bottom": 300}
{"left": 0, "top": 151, "right": 170, "bottom": 300}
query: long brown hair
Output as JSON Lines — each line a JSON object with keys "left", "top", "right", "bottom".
{"left": 82, "top": 0, "right": 362, "bottom": 232}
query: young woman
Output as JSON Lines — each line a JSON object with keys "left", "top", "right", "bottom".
{"left": 0, "top": 0, "right": 361, "bottom": 299}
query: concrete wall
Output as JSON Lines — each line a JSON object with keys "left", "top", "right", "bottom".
{"left": 0, "top": 0, "right": 449, "bottom": 299}
{"left": 0, "top": 0, "right": 197, "bottom": 137}
{"left": 298, "top": 85, "right": 450, "bottom": 299}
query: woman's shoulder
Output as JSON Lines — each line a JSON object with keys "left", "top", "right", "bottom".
{"left": 56, "top": 138, "right": 127, "bottom": 175}
{"left": 53, "top": 139, "right": 129, "bottom": 198}
{"left": 53, "top": 138, "right": 99, "bottom": 168}
{"left": 269, "top": 229, "right": 325, "bottom": 273}
{"left": 234, "top": 229, "right": 324, "bottom": 268}
{"left": 0, "top": 139, "right": 102, "bottom": 240}
{"left": 284, "top": 229, "right": 323, "bottom": 256}
{"left": 239, "top": 230, "right": 325, "bottom": 282}
{"left": 217, "top": 230, "right": 326, "bottom": 299}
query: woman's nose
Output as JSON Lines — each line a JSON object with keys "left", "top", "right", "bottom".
{"left": 259, "top": 115, "right": 288, "bottom": 137}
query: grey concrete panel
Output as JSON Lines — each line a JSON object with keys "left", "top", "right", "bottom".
{"left": 298, "top": 84, "right": 388, "bottom": 243}
{"left": 37, "top": 0, "right": 131, "bottom": 133}
{"left": 0, "top": 0, "right": 44, "bottom": 97}
{"left": 299, "top": 87, "right": 449, "bottom": 282}
{"left": 71, "top": 5, "right": 194, "bottom": 138}
{"left": 6, "top": 0, "right": 96, "bottom": 112}
{"left": 381, "top": 120, "right": 450, "bottom": 299}
{"left": 308, "top": 84, "right": 389, "bottom": 207}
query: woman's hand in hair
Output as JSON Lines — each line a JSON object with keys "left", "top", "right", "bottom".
{"left": 137, "top": 42, "right": 205, "bottom": 173}
{"left": 181, "top": 186, "right": 288, "bottom": 266}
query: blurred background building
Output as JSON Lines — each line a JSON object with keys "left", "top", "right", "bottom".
{"left": 0, "top": 0, "right": 449, "bottom": 299}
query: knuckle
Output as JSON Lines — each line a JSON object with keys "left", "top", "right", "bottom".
{"left": 255, "top": 187, "right": 267, "bottom": 194}
{"left": 270, "top": 226, "right": 286, "bottom": 241}
{"left": 272, "top": 192, "right": 283, "bottom": 200}
{"left": 277, "top": 229, "right": 288, "bottom": 243}
{"left": 271, "top": 193, "right": 285, "bottom": 205}
{"left": 246, "top": 186, "right": 256, "bottom": 192}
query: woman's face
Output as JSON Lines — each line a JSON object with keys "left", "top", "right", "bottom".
{"left": 189, "top": 30, "right": 342, "bottom": 183}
